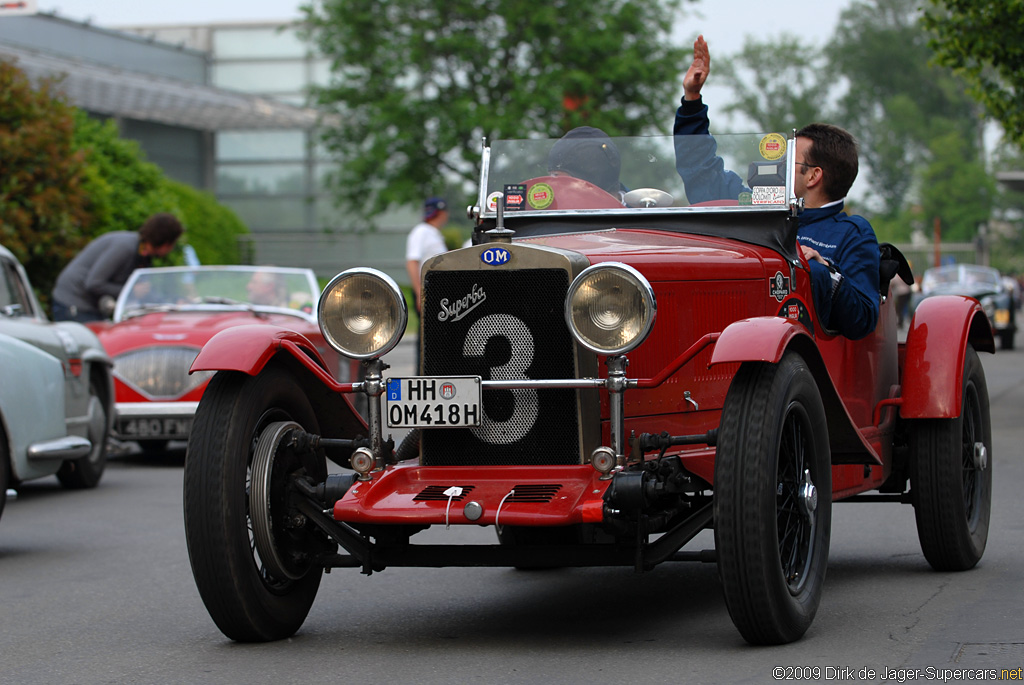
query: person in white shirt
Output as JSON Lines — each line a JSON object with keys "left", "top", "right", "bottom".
{"left": 405, "top": 196, "right": 449, "bottom": 314}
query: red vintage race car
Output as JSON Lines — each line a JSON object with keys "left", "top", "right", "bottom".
{"left": 183, "top": 132, "right": 993, "bottom": 645}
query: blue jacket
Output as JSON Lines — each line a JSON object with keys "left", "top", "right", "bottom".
{"left": 674, "top": 97, "right": 880, "bottom": 339}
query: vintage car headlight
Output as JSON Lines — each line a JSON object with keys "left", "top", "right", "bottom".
{"left": 319, "top": 268, "right": 407, "bottom": 359}
{"left": 565, "top": 262, "right": 656, "bottom": 355}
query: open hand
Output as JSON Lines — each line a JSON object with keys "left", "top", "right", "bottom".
{"left": 683, "top": 34, "right": 710, "bottom": 100}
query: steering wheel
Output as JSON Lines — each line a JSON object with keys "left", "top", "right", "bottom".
{"left": 623, "top": 188, "right": 674, "bottom": 208}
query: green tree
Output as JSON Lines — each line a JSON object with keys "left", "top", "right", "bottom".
{"left": 72, "top": 111, "right": 176, "bottom": 237}
{"left": 73, "top": 113, "right": 249, "bottom": 266}
{"left": 924, "top": 0, "right": 1024, "bottom": 148}
{"left": 301, "top": 0, "right": 692, "bottom": 222}
{"left": 0, "top": 59, "right": 91, "bottom": 298}
{"left": 717, "top": 35, "right": 829, "bottom": 133}
{"left": 825, "top": 0, "right": 984, "bottom": 216}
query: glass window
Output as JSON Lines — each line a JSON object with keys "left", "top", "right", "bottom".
{"left": 217, "top": 130, "right": 306, "bottom": 161}
{"left": 212, "top": 61, "right": 308, "bottom": 94}
{"left": 222, "top": 197, "right": 310, "bottom": 231}
{"left": 212, "top": 27, "right": 307, "bottom": 59}
{"left": 217, "top": 164, "right": 307, "bottom": 195}
{"left": 310, "top": 59, "right": 333, "bottom": 87}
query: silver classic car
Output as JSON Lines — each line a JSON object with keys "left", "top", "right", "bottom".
{"left": 0, "top": 244, "right": 114, "bottom": 516}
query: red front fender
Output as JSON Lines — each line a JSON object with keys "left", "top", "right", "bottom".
{"left": 191, "top": 324, "right": 353, "bottom": 392}
{"left": 709, "top": 316, "right": 812, "bottom": 366}
{"left": 901, "top": 295, "right": 994, "bottom": 419}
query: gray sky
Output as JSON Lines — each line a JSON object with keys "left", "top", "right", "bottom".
{"left": 40, "top": 0, "right": 849, "bottom": 57}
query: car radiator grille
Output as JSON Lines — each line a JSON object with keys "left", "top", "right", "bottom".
{"left": 421, "top": 268, "right": 580, "bottom": 466}
{"left": 113, "top": 346, "right": 213, "bottom": 399}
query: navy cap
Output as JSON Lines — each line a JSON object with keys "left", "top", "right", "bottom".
{"left": 424, "top": 196, "right": 448, "bottom": 219}
{"left": 547, "top": 126, "right": 621, "bottom": 194}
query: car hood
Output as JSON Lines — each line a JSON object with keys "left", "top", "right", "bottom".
{"left": 93, "top": 310, "right": 313, "bottom": 356}
{"left": 518, "top": 228, "right": 774, "bottom": 281}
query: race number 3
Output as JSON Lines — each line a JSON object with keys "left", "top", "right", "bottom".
{"left": 463, "top": 313, "right": 538, "bottom": 444}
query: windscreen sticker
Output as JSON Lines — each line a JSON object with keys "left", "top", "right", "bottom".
{"left": 486, "top": 191, "right": 502, "bottom": 212}
{"left": 738, "top": 191, "right": 752, "bottom": 205}
{"left": 769, "top": 271, "right": 791, "bottom": 302}
{"left": 503, "top": 184, "right": 527, "bottom": 211}
{"left": 759, "top": 133, "right": 787, "bottom": 161}
{"left": 527, "top": 182, "right": 554, "bottom": 209}
{"left": 752, "top": 186, "right": 786, "bottom": 205}
{"left": 777, "top": 296, "right": 814, "bottom": 336}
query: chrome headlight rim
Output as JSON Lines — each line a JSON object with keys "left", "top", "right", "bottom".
{"left": 318, "top": 267, "right": 408, "bottom": 360}
{"left": 565, "top": 262, "right": 657, "bottom": 356}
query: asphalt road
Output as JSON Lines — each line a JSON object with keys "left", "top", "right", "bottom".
{"left": 2, "top": 342, "right": 1024, "bottom": 684}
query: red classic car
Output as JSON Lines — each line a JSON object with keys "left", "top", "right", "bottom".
{"left": 88, "top": 265, "right": 352, "bottom": 455}
{"left": 182, "top": 133, "right": 992, "bottom": 645}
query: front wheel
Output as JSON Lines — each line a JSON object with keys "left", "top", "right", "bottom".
{"left": 57, "top": 377, "right": 109, "bottom": 489}
{"left": 183, "top": 364, "right": 328, "bottom": 642}
{"left": 910, "top": 344, "right": 991, "bottom": 571}
{"left": 714, "top": 353, "right": 831, "bottom": 645}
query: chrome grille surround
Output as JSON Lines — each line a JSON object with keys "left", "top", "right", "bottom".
{"left": 113, "top": 346, "right": 214, "bottom": 400}
{"left": 419, "top": 243, "right": 599, "bottom": 466}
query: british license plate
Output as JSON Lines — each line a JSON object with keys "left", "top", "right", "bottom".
{"left": 116, "top": 417, "right": 193, "bottom": 439}
{"left": 385, "top": 376, "right": 481, "bottom": 428}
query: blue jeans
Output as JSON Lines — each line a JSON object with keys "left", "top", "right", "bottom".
{"left": 51, "top": 300, "right": 101, "bottom": 323}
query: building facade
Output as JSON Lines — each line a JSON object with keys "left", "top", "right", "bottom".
{"left": 0, "top": 13, "right": 411, "bottom": 283}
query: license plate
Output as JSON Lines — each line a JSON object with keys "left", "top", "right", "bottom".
{"left": 385, "top": 376, "right": 481, "bottom": 428}
{"left": 116, "top": 417, "right": 193, "bottom": 439}
{"left": 995, "top": 309, "right": 1010, "bottom": 326}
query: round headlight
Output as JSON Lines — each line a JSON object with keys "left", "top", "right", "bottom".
{"left": 318, "top": 268, "right": 407, "bottom": 359}
{"left": 565, "top": 263, "right": 656, "bottom": 355}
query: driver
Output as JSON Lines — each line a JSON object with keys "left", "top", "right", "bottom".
{"left": 547, "top": 126, "right": 625, "bottom": 201}
{"left": 674, "top": 35, "right": 880, "bottom": 340}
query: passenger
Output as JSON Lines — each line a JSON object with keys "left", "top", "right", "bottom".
{"left": 674, "top": 35, "right": 880, "bottom": 340}
{"left": 246, "top": 270, "right": 289, "bottom": 308}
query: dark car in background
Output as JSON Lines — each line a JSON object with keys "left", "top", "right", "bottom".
{"left": 914, "top": 264, "right": 1016, "bottom": 349}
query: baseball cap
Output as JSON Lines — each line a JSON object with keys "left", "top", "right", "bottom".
{"left": 424, "top": 197, "right": 448, "bottom": 219}
{"left": 547, "top": 126, "right": 621, "bottom": 194}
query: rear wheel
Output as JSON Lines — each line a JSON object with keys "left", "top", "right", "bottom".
{"left": 714, "top": 353, "right": 831, "bottom": 645}
{"left": 1000, "top": 329, "right": 1014, "bottom": 351}
{"left": 57, "top": 377, "right": 109, "bottom": 489}
{"left": 183, "top": 364, "right": 328, "bottom": 642}
{"left": 910, "top": 345, "right": 991, "bottom": 571}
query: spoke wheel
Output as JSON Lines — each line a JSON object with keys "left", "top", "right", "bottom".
{"left": 184, "top": 364, "right": 327, "bottom": 642}
{"left": 911, "top": 344, "right": 991, "bottom": 571}
{"left": 715, "top": 353, "right": 831, "bottom": 645}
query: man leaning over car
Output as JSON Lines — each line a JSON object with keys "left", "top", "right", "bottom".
{"left": 674, "top": 34, "right": 880, "bottom": 340}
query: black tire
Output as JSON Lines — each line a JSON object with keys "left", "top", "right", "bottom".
{"left": 57, "top": 377, "right": 109, "bottom": 489}
{"left": 714, "top": 353, "right": 831, "bottom": 645}
{"left": 910, "top": 344, "right": 991, "bottom": 571}
{"left": 183, "top": 365, "right": 327, "bottom": 642}
{"left": 1000, "top": 329, "right": 1014, "bottom": 351}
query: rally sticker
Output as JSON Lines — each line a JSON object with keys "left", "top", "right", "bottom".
{"left": 528, "top": 182, "right": 554, "bottom": 209}
{"left": 504, "top": 184, "right": 527, "bottom": 211}
{"left": 759, "top": 133, "right": 787, "bottom": 161}
{"left": 769, "top": 271, "right": 791, "bottom": 302}
{"left": 777, "top": 297, "right": 814, "bottom": 336}
{"left": 486, "top": 191, "right": 502, "bottom": 212}
{"left": 752, "top": 186, "right": 786, "bottom": 205}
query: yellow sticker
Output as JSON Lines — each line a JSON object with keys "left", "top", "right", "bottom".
{"left": 759, "top": 133, "right": 787, "bottom": 161}
{"left": 527, "top": 182, "right": 554, "bottom": 209}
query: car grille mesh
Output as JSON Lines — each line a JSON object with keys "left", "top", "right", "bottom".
{"left": 113, "top": 346, "right": 213, "bottom": 399}
{"left": 421, "top": 268, "right": 580, "bottom": 466}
